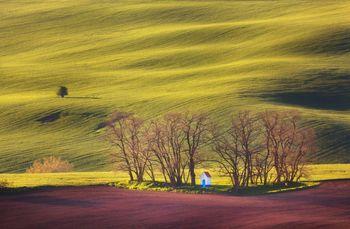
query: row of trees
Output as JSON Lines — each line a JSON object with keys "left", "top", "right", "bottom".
{"left": 106, "top": 112, "right": 209, "bottom": 186}
{"left": 106, "top": 110, "right": 316, "bottom": 189}
{"left": 210, "top": 111, "right": 316, "bottom": 190}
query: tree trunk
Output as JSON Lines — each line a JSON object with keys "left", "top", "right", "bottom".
{"left": 137, "top": 174, "right": 143, "bottom": 183}
{"left": 128, "top": 170, "right": 134, "bottom": 181}
{"left": 233, "top": 175, "right": 240, "bottom": 192}
{"left": 189, "top": 157, "right": 196, "bottom": 186}
{"left": 148, "top": 164, "right": 155, "bottom": 182}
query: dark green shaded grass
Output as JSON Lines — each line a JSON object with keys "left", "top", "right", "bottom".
{"left": 110, "top": 181, "right": 318, "bottom": 196}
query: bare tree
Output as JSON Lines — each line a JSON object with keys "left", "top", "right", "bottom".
{"left": 182, "top": 112, "right": 210, "bottom": 186}
{"left": 260, "top": 111, "right": 284, "bottom": 184}
{"left": 260, "top": 110, "right": 316, "bottom": 184}
{"left": 106, "top": 111, "right": 152, "bottom": 182}
{"left": 232, "top": 111, "right": 261, "bottom": 187}
{"left": 210, "top": 111, "right": 260, "bottom": 191}
{"left": 148, "top": 113, "right": 187, "bottom": 186}
{"left": 280, "top": 115, "right": 316, "bottom": 183}
{"left": 256, "top": 112, "right": 276, "bottom": 185}
{"left": 210, "top": 121, "right": 245, "bottom": 191}
{"left": 254, "top": 146, "right": 274, "bottom": 185}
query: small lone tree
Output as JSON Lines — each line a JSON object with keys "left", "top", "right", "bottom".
{"left": 57, "top": 86, "right": 68, "bottom": 98}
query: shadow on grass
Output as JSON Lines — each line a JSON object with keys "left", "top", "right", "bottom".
{"left": 292, "top": 27, "right": 350, "bottom": 55}
{"left": 256, "top": 69, "right": 350, "bottom": 111}
{"left": 37, "top": 111, "right": 63, "bottom": 123}
{"left": 110, "top": 181, "right": 319, "bottom": 196}
{"left": 260, "top": 91, "right": 350, "bottom": 111}
{"left": 65, "top": 96, "right": 101, "bottom": 99}
{"left": 0, "top": 182, "right": 319, "bottom": 197}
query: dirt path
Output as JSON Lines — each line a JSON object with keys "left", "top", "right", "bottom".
{"left": 1, "top": 181, "right": 350, "bottom": 229}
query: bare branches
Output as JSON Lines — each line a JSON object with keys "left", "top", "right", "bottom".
{"left": 181, "top": 112, "right": 210, "bottom": 185}
{"left": 260, "top": 110, "right": 316, "bottom": 184}
{"left": 106, "top": 111, "right": 151, "bottom": 182}
{"left": 105, "top": 109, "right": 317, "bottom": 187}
{"left": 148, "top": 113, "right": 187, "bottom": 185}
{"left": 210, "top": 111, "right": 259, "bottom": 190}
{"left": 211, "top": 110, "right": 316, "bottom": 190}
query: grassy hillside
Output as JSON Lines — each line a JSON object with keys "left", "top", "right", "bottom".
{"left": 0, "top": 0, "right": 349, "bottom": 172}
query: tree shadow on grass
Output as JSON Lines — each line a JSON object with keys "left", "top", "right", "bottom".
{"left": 65, "top": 96, "right": 101, "bottom": 100}
{"left": 36, "top": 111, "right": 62, "bottom": 123}
{"left": 112, "top": 181, "right": 313, "bottom": 196}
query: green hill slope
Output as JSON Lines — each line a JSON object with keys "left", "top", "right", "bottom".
{"left": 1, "top": 0, "right": 350, "bottom": 172}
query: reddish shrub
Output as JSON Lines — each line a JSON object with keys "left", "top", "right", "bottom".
{"left": 26, "top": 156, "right": 73, "bottom": 173}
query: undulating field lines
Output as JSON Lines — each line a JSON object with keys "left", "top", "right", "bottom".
{"left": 0, "top": 0, "right": 349, "bottom": 172}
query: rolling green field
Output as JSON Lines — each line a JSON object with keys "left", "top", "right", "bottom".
{"left": 1, "top": 0, "right": 350, "bottom": 172}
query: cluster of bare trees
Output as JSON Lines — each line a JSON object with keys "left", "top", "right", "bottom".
{"left": 106, "top": 110, "right": 316, "bottom": 188}
{"left": 211, "top": 111, "right": 316, "bottom": 190}
{"left": 106, "top": 111, "right": 209, "bottom": 186}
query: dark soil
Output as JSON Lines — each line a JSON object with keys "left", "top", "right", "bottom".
{"left": 1, "top": 181, "right": 349, "bottom": 229}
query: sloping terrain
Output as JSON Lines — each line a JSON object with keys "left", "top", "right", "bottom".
{"left": 0, "top": 0, "right": 350, "bottom": 172}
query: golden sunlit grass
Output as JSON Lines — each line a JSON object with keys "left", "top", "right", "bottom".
{"left": 0, "top": 172, "right": 125, "bottom": 188}
{"left": 1, "top": 164, "right": 349, "bottom": 189}
{"left": 0, "top": 0, "right": 349, "bottom": 172}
